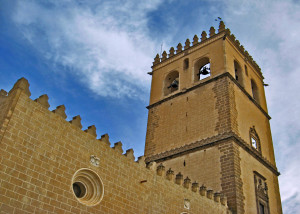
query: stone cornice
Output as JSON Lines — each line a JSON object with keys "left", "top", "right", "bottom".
{"left": 145, "top": 131, "right": 280, "bottom": 176}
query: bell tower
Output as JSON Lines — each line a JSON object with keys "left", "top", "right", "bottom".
{"left": 144, "top": 22, "right": 282, "bottom": 214}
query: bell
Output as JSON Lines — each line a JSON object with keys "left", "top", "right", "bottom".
{"left": 199, "top": 66, "right": 210, "bottom": 76}
{"left": 168, "top": 79, "right": 179, "bottom": 89}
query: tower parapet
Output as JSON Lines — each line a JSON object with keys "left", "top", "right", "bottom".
{"left": 152, "top": 21, "right": 262, "bottom": 79}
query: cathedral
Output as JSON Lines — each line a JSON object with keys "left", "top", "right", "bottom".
{"left": 0, "top": 21, "right": 282, "bottom": 213}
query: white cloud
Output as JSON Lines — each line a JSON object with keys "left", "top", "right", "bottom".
{"left": 12, "top": 0, "right": 162, "bottom": 99}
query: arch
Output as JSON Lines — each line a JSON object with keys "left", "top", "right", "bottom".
{"left": 251, "top": 79, "right": 260, "bottom": 104}
{"left": 234, "top": 60, "right": 244, "bottom": 87}
{"left": 194, "top": 57, "right": 211, "bottom": 81}
{"left": 164, "top": 70, "right": 179, "bottom": 96}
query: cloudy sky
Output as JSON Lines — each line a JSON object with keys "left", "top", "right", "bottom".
{"left": 1, "top": 0, "right": 299, "bottom": 213}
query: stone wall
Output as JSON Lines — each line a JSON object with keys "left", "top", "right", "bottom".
{"left": 239, "top": 147, "right": 282, "bottom": 214}
{"left": 0, "top": 78, "right": 229, "bottom": 214}
{"left": 145, "top": 81, "right": 220, "bottom": 157}
{"left": 161, "top": 146, "right": 222, "bottom": 193}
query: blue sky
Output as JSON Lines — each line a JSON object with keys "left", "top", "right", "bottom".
{"left": 1, "top": 0, "right": 300, "bottom": 213}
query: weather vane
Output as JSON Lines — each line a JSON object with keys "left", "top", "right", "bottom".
{"left": 215, "top": 17, "right": 222, "bottom": 22}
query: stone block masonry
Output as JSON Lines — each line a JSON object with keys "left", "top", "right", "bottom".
{"left": 0, "top": 78, "right": 229, "bottom": 214}
{"left": 145, "top": 19, "right": 282, "bottom": 213}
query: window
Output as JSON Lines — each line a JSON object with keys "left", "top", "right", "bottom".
{"left": 259, "top": 203, "right": 265, "bottom": 214}
{"left": 72, "top": 168, "right": 104, "bottom": 206}
{"left": 251, "top": 137, "right": 257, "bottom": 149}
{"left": 254, "top": 172, "right": 270, "bottom": 214}
{"left": 234, "top": 60, "right": 244, "bottom": 87}
{"left": 249, "top": 126, "right": 261, "bottom": 152}
{"left": 194, "top": 57, "right": 211, "bottom": 81}
{"left": 251, "top": 79, "right": 260, "bottom": 104}
{"left": 164, "top": 70, "right": 179, "bottom": 96}
{"left": 183, "top": 58, "right": 189, "bottom": 70}
{"left": 245, "top": 65, "right": 248, "bottom": 76}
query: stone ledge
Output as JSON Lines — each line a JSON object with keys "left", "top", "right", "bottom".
{"left": 145, "top": 131, "right": 279, "bottom": 176}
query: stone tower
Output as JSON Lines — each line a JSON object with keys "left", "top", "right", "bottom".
{"left": 144, "top": 22, "right": 282, "bottom": 214}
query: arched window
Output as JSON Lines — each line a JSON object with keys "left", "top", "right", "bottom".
{"left": 183, "top": 58, "right": 189, "bottom": 70}
{"left": 194, "top": 57, "right": 211, "bottom": 81}
{"left": 234, "top": 60, "right": 244, "bottom": 87}
{"left": 164, "top": 71, "right": 179, "bottom": 96}
{"left": 249, "top": 126, "right": 261, "bottom": 152}
{"left": 251, "top": 79, "right": 260, "bottom": 104}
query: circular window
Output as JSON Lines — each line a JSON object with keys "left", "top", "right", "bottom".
{"left": 71, "top": 168, "right": 104, "bottom": 206}
{"left": 73, "top": 182, "right": 86, "bottom": 198}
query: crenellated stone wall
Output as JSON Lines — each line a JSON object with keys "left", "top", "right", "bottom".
{"left": 152, "top": 21, "right": 262, "bottom": 79}
{"left": 0, "top": 78, "right": 230, "bottom": 214}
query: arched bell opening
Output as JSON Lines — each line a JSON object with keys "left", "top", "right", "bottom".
{"left": 164, "top": 70, "right": 179, "bottom": 96}
{"left": 251, "top": 79, "right": 260, "bottom": 104}
{"left": 194, "top": 57, "right": 211, "bottom": 81}
{"left": 234, "top": 60, "right": 244, "bottom": 87}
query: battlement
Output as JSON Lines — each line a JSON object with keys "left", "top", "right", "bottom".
{"left": 0, "top": 77, "right": 138, "bottom": 159}
{"left": 0, "top": 78, "right": 230, "bottom": 213}
{"left": 152, "top": 21, "right": 262, "bottom": 78}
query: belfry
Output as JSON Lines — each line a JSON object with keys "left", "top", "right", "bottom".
{"left": 145, "top": 21, "right": 282, "bottom": 214}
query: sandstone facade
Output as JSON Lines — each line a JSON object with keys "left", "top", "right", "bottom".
{"left": 145, "top": 22, "right": 282, "bottom": 214}
{"left": 0, "top": 78, "right": 229, "bottom": 213}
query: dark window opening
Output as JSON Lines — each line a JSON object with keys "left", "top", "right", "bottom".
{"left": 245, "top": 65, "right": 248, "bottom": 76}
{"left": 251, "top": 79, "right": 260, "bottom": 104}
{"left": 259, "top": 203, "right": 265, "bottom": 214}
{"left": 234, "top": 60, "right": 244, "bottom": 87}
{"left": 164, "top": 71, "right": 179, "bottom": 96}
{"left": 73, "top": 182, "right": 86, "bottom": 198}
{"left": 183, "top": 58, "right": 189, "bottom": 69}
